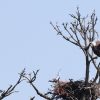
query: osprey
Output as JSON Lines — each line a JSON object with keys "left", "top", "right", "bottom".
{"left": 90, "top": 40, "right": 100, "bottom": 57}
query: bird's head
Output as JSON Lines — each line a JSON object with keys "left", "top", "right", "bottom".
{"left": 90, "top": 41, "right": 96, "bottom": 47}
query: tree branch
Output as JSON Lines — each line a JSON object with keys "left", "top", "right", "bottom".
{"left": 0, "top": 69, "right": 25, "bottom": 100}
{"left": 22, "top": 70, "right": 53, "bottom": 100}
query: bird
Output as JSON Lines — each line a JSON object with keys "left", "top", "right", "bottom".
{"left": 90, "top": 40, "right": 100, "bottom": 57}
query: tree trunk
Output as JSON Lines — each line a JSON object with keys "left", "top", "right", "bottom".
{"left": 85, "top": 54, "right": 90, "bottom": 85}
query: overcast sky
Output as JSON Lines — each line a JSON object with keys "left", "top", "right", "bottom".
{"left": 0, "top": 0, "right": 100, "bottom": 100}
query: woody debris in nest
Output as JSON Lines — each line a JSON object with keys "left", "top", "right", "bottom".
{"left": 48, "top": 78, "right": 100, "bottom": 100}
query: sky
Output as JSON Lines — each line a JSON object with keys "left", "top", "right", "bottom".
{"left": 0, "top": 0, "right": 100, "bottom": 100}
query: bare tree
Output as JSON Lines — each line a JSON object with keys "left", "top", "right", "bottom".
{"left": 50, "top": 7, "right": 100, "bottom": 100}
{"left": 50, "top": 7, "right": 99, "bottom": 85}
{"left": 0, "top": 69, "right": 25, "bottom": 100}
{"left": 22, "top": 8, "right": 100, "bottom": 100}
{"left": 1, "top": 8, "right": 100, "bottom": 100}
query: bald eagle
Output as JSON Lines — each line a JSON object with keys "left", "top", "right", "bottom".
{"left": 90, "top": 40, "right": 100, "bottom": 57}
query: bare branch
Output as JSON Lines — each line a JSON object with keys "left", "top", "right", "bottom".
{"left": 22, "top": 70, "right": 53, "bottom": 100}
{"left": 50, "top": 22, "right": 79, "bottom": 46}
{"left": 0, "top": 69, "right": 25, "bottom": 100}
{"left": 30, "top": 96, "right": 35, "bottom": 100}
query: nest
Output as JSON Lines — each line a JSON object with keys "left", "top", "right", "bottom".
{"left": 49, "top": 79, "right": 100, "bottom": 100}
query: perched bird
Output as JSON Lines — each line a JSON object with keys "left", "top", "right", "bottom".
{"left": 90, "top": 40, "right": 100, "bottom": 57}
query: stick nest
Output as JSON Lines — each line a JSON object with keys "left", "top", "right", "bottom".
{"left": 49, "top": 79, "right": 100, "bottom": 100}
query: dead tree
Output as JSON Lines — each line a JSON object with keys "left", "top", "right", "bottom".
{"left": 50, "top": 7, "right": 100, "bottom": 100}
{"left": 22, "top": 8, "right": 100, "bottom": 100}
{"left": 0, "top": 69, "right": 25, "bottom": 100}
{"left": 2, "top": 8, "right": 100, "bottom": 100}
{"left": 50, "top": 8, "right": 98, "bottom": 84}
